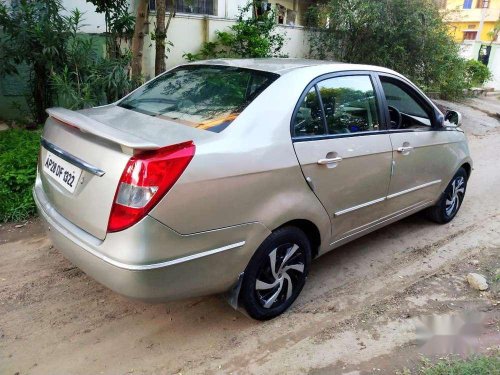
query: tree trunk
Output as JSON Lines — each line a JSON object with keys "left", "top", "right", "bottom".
{"left": 32, "top": 63, "right": 49, "bottom": 126}
{"left": 131, "top": 0, "right": 148, "bottom": 80}
{"left": 155, "top": 0, "right": 166, "bottom": 76}
{"left": 155, "top": 0, "right": 175, "bottom": 76}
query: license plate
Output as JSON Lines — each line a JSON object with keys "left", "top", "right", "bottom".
{"left": 43, "top": 151, "right": 82, "bottom": 193}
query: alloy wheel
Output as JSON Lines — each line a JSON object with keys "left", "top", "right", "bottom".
{"left": 445, "top": 175, "right": 465, "bottom": 217}
{"left": 255, "top": 243, "right": 306, "bottom": 309}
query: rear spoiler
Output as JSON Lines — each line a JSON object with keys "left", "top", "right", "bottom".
{"left": 46, "top": 107, "right": 162, "bottom": 150}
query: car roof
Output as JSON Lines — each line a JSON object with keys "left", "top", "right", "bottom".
{"left": 187, "top": 58, "right": 401, "bottom": 76}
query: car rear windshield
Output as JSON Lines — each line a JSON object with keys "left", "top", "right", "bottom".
{"left": 119, "top": 65, "right": 279, "bottom": 133}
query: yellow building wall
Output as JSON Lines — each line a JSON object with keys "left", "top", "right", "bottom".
{"left": 445, "top": 0, "right": 500, "bottom": 10}
{"left": 442, "top": 0, "right": 500, "bottom": 42}
{"left": 448, "top": 21, "right": 498, "bottom": 41}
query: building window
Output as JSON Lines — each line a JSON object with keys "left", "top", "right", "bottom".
{"left": 148, "top": 0, "right": 215, "bottom": 15}
{"left": 463, "top": 0, "right": 473, "bottom": 8}
{"left": 463, "top": 31, "right": 477, "bottom": 40}
{"left": 476, "top": 0, "right": 490, "bottom": 8}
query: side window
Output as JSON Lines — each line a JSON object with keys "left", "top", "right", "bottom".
{"left": 317, "top": 75, "right": 380, "bottom": 134}
{"left": 380, "top": 79, "right": 432, "bottom": 129}
{"left": 293, "top": 87, "right": 326, "bottom": 137}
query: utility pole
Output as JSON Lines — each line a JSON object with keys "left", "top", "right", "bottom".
{"left": 476, "top": 3, "right": 486, "bottom": 42}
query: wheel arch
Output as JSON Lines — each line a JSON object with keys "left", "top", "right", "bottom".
{"left": 461, "top": 162, "right": 472, "bottom": 180}
{"left": 274, "top": 219, "right": 322, "bottom": 259}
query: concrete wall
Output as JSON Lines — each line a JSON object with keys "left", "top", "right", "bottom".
{"left": 0, "top": 63, "right": 30, "bottom": 121}
{"left": 61, "top": 0, "right": 107, "bottom": 34}
{"left": 140, "top": 14, "right": 310, "bottom": 80}
{"left": 485, "top": 45, "right": 500, "bottom": 90}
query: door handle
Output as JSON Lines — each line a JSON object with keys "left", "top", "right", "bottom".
{"left": 317, "top": 156, "right": 343, "bottom": 165}
{"left": 397, "top": 146, "right": 413, "bottom": 153}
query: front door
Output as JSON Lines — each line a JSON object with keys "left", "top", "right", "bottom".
{"left": 292, "top": 73, "right": 393, "bottom": 242}
{"left": 377, "top": 74, "right": 453, "bottom": 213}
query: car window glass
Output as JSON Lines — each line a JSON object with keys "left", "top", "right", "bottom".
{"left": 293, "top": 87, "right": 326, "bottom": 137}
{"left": 119, "top": 66, "right": 278, "bottom": 133}
{"left": 381, "top": 80, "right": 431, "bottom": 129}
{"left": 317, "top": 75, "right": 380, "bottom": 134}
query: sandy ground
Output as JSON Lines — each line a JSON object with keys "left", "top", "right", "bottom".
{"left": 1, "top": 99, "right": 499, "bottom": 375}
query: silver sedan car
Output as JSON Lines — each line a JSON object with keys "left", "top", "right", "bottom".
{"left": 34, "top": 59, "right": 472, "bottom": 320}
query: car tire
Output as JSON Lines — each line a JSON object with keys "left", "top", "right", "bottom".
{"left": 240, "top": 226, "right": 311, "bottom": 321}
{"left": 426, "top": 167, "right": 468, "bottom": 224}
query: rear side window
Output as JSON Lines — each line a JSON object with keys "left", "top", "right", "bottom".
{"left": 119, "top": 65, "right": 278, "bottom": 133}
{"left": 293, "top": 75, "right": 380, "bottom": 138}
{"left": 317, "top": 75, "right": 380, "bottom": 134}
{"left": 293, "top": 87, "right": 326, "bottom": 137}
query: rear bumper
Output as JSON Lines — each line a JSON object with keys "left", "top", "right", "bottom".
{"left": 33, "top": 179, "right": 270, "bottom": 302}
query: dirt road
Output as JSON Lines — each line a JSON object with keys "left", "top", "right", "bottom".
{"left": 1, "top": 99, "right": 499, "bottom": 375}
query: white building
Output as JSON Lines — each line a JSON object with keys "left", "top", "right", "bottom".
{"left": 61, "top": 0, "right": 313, "bottom": 79}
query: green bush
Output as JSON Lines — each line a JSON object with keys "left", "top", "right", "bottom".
{"left": 50, "top": 9, "right": 137, "bottom": 110}
{"left": 465, "top": 59, "right": 492, "bottom": 88}
{"left": 0, "top": 129, "right": 41, "bottom": 222}
{"left": 184, "top": 2, "right": 287, "bottom": 61}
{"left": 305, "top": 0, "right": 472, "bottom": 100}
{"left": 0, "top": 0, "right": 70, "bottom": 125}
{"left": 0, "top": 1, "right": 136, "bottom": 124}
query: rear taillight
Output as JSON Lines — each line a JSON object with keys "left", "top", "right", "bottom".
{"left": 107, "top": 141, "right": 195, "bottom": 232}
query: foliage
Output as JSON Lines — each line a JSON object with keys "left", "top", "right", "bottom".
{"left": 0, "top": 1, "right": 137, "bottom": 121}
{"left": 0, "top": 128, "right": 41, "bottom": 222}
{"left": 487, "top": 17, "right": 500, "bottom": 45}
{"left": 0, "top": 0, "right": 71, "bottom": 124}
{"left": 85, "top": 0, "right": 135, "bottom": 58}
{"left": 50, "top": 10, "right": 135, "bottom": 109}
{"left": 305, "top": 0, "right": 470, "bottom": 99}
{"left": 412, "top": 354, "right": 500, "bottom": 375}
{"left": 184, "top": 2, "right": 287, "bottom": 61}
{"left": 465, "top": 59, "right": 492, "bottom": 87}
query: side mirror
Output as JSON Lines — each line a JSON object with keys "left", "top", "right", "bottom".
{"left": 444, "top": 110, "right": 462, "bottom": 128}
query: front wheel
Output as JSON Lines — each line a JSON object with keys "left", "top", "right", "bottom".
{"left": 427, "top": 168, "right": 468, "bottom": 224}
{"left": 240, "top": 227, "right": 311, "bottom": 320}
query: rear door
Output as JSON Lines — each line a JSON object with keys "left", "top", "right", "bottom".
{"left": 376, "top": 74, "right": 453, "bottom": 213}
{"left": 292, "top": 72, "right": 393, "bottom": 241}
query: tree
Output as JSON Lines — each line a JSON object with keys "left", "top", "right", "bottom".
{"left": 0, "top": 1, "right": 137, "bottom": 124}
{"left": 131, "top": 0, "right": 149, "bottom": 80}
{"left": 0, "top": 0, "right": 71, "bottom": 125}
{"left": 50, "top": 10, "right": 135, "bottom": 109}
{"left": 153, "top": 0, "right": 175, "bottom": 75}
{"left": 85, "top": 0, "right": 134, "bottom": 59}
{"left": 306, "top": 0, "right": 469, "bottom": 98}
{"left": 487, "top": 17, "right": 500, "bottom": 46}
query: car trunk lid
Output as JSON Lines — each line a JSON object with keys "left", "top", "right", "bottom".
{"left": 39, "top": 105, "right": 213, "bottom": 240}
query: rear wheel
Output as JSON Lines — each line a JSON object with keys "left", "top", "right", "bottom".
{"left": 240, "top": 227, "right": 311, "bottom": 320}
{"left": 427, "top": 168, "right": 467, "bottom": 224}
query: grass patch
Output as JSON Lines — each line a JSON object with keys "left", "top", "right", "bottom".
{"left": 0, "top": 128, "right": 41, "bottom": 222}
{"left": 402, "top": 354, "right": 500, "bottom": 375}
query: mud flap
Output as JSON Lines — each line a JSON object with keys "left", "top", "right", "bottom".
{"left": 226, "top": 272, "right": 244, "bottom": 310}
{"left": 225, "top": 272, "right": 253, "bottom": 318}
